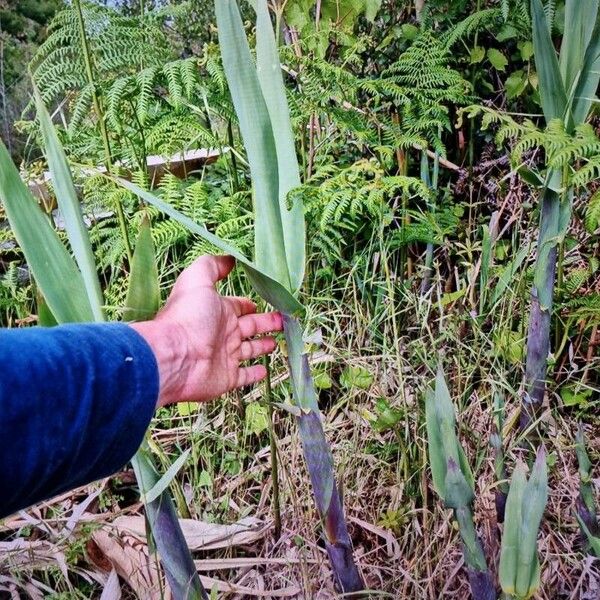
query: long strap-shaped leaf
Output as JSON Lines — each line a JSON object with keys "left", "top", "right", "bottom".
{"left": 0, "top": 140, "right": 94, "bottom": 323}
{"left": 115, "top": 177, "right": 303, "bottom": 315}
{"left": 559, "top": 0, "right": 599, "bottom": 100}
{"left": 252, "top": 0, "right": 305, "bottom": 292}
{"left": 531, "top": 0, "right": 569, "bottom": 125}
{"left": 570, "top": 14, "right": 600, "bottom": 125}
{"left": 216, "top": 0, "right": 306, "bottom": 293}
{"left": 35, "top": 88, "right": 105, "bottom": 322}
{"left": 2, "top": 99, "right": 207, "bottom": 600}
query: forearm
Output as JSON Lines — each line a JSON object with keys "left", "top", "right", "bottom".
{"left": 0, "top": 323, "right": 158, "bottom": 518}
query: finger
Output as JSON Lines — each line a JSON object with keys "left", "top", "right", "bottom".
{"left": 238, "top": 311, "right": 283, "bottom": 339}
{"left": 185, "top": 255, "right": 235, "bottom": 287}
{"left": 226, "top": 296, "right": 257, "bottom": 317}
{"left": 236, "top": 364, "right": 267, "bottom": 388}
{"left": 240, "top": 336, "right": 276, "bottom": 361}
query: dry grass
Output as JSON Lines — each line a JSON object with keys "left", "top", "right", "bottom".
{"left": 1, "top": 277, "right": 599, "bottom": 599}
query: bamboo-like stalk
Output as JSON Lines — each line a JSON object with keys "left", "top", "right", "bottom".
{"left": 521, "top": 185, "right": 561, "bottom": 429}
{"left": 283, "top": 315, "right": 364, "bottom": 592}
{"left": 72, "top": 0, "right": 133, "bottom": 263}
{"left": 214, "top": 1, "right": 364, "bottom": 591}
{"left": 522, "top": 0, "right": 600, "bottom": 427}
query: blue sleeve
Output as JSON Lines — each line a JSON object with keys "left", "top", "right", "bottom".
{"left": 0, "top": 323, "right": 159, "bottom": 518}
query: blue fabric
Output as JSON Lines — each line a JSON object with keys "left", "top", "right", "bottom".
{"left": 0, "top": 323, "right": 159, "bottom": 518}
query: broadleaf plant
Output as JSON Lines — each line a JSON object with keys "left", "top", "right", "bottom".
{"left": 0, "top": 94, "right": 207, "bottom": 600}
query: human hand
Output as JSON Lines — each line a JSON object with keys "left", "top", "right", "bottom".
{"left": 131, "top": 255, "right": 282, "bottom": 407}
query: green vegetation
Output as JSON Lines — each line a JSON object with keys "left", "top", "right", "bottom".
{"left": 1, "top": 0, "right": 599, "bottom": 598}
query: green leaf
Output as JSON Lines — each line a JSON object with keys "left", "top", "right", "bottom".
{"left": 470, "top": 45, "right": 485, "bottom": 64}
{"left": 516, "top": 448, "right": 547, "bottom": 598}
{"left": 519, "top": 40, "right": 535, "bottom": 61}
{"left": 246, "top": 402, "right": 270, "bottom": 436}
{"left": 141, "top": 449, "right": 191, "bottom": 504}
{"left": 36, "top": 290, "right": 58, "bottom": 327}
{"left": 198, "top": 469, "right": 213, "bottom": 487}
{"left": 531, "top": 0, "right": 569, "bottom": 123}
{"left": 440, "top": 288, "right": 466, "bottom": 307}
{"left": 115, "top": 176, "right": 303, "bottom": 315}
{"left": 177, "top": 402, "right": 197, "bottom": 417}
{"left": 559, "top": 0, "right": 599, "bottom": 106}
{"left": 340, "top": 365, "right": 374, "bottom": 390}
{"left": 216, "top": 0, "right": 295, "bottom": 291}
{"left": 490, "top": 244, "right": 529, "bottom": 306}
{"left": 499, "top": 461, "right": 526, "bottom": 596}
{"left": 401, "top": 23, "right": 419, "bottom": 40}
{"left": 0, "top": 140, "right": 93, "bottom": 324}
{"left": 365, "top": 0, "right": 382, "bottom": 22}
{"left": 124, "top": 216, "right": 160, "bottom": 322}
{"left": 559, "top": 384, "right": 593, "bottom": 407}
{"left": 443, "top": 458, "right": 474, "bottom": 509}
{"left": 488, "top": 48, "right": 508, "bottom": 71}
{"left": 570, "top": 15, "right": 600, "bottom": 124}
{"left": 425, "top": 386, "right": 446, "bottom": 498}
{"left": 35, "top": 89, "right": 104, "bottom": 321}
{"left": 506, "top": 70, "right": 529, "bottom": 99}
{"left": 517, "top": 165, "right": 545, "bottom": 187}
{"left": 496, "top": 24, "right": 518, "bottom": 42}
{"left": 370, "top": 398, "right": 403, "bottom": 432}
{"left": 585, "top": 189, "right": 600, "bottom": 233}
{"left": 425, "top": 366, "right": 472, "bottom": 501}
{"left": 576, "top": 514, "right": 600, "bottom": 557}
{"left": 253, "top": 0, "right": 305, "bottom": 292}
{"left": 313, "top": 371, "right": 333, "bottom": 390}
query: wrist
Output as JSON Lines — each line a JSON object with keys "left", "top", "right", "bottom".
{"left": 130, "top": 320, "right": 188, "bottom": 407}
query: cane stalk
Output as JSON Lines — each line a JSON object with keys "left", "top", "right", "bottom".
{"left": 522, "top": 0, "right": 600, "bottom": 428}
